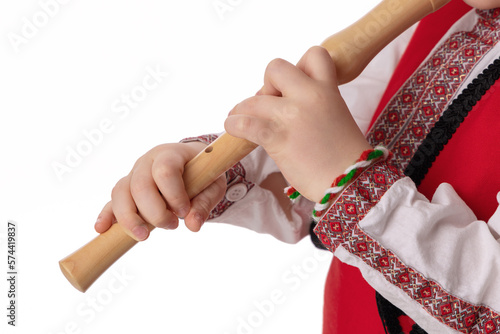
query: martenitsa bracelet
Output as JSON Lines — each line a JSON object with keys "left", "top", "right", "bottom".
{"left": 284, "top": 146, "right": 390, "bottom": 221}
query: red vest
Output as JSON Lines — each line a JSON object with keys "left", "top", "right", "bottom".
{"left": 322, "top": 1, "right": 500, "bottom": 332}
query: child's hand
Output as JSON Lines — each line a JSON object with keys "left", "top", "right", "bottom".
{"left": 94, "top": 142, "right": 227, "bottom": 241}
{"left": 225, "top": 46, "right": 371, "bottom": 202}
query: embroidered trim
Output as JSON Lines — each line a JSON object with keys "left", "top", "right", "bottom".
{"left": 181, "top": 134, "right": 220, "bottom": 146}
{"left": 314, "top": 163, "right": 500, "bottom": 333}
{"left": 312, "top": 146, "right": 390, "bottom": 221}
{"left": 314, "top": 9, "right": 500, "bottom": 334}
{"left": 404, "top": 57, "right": 500, "bottom": 185}
{"left": 309, "top": 221, "right": 328, "bottom": 251}
{"left": 366, "top": 10, "right": 500, "bottom": 174}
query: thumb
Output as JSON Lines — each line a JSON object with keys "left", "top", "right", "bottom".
{"left": 184, "top": 174, "right": 227, "bottom": 232}
{"left": 296, "top": 46, "right": 339, "bottom": 87}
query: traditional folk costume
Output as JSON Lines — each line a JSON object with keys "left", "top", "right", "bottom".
{"left": 185, "top": 1, "right": 500, "bottom": 332}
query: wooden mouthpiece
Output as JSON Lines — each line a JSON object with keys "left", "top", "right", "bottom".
{"left": 60, "top": 0, "right": 451, "bottom": 292}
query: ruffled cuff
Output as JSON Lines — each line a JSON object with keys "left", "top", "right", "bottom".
{"left": 313, "top": 160, "right": 401, "bottom": 251}
{"left": 314, "top": 160, "right": 500, "bottom": 333}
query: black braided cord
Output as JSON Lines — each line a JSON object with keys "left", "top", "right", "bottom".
{"left": 376, "top": 292, "right": 427, "bottom": 334}
{"left": 375, "top": 58, "right": 500, "bottom": 334}
{"left": 404, "top": 57, "right": 500, "bottom": 184}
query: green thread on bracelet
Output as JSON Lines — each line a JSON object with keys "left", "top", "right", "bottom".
{"left": 310, "top": 147, "right": 390, "bottom": 221}
{"left": 337, "top": 169, "right": 357, "bottom": 187}
{"left": 320, "top": 193, "right": 332, "bottom": 204}
{"left": 368, "top": 150, "right": 384, "bottom": 160}
{"left": 284, "top": 147, "right": 390, "bottom": 222}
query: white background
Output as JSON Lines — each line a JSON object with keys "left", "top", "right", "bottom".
{"left": 0, "top": 0, "right": 378, "bottom": 333}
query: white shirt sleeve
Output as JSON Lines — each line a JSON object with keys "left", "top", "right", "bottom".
{"left": 207, "top": 144, "right": 314, "bottom": 244}
{"left": 339, "top": 177, "right": 500, "bottom": 333}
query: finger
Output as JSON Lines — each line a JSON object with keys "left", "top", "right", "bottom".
{"left": 95, "top": 201, "right": 115, "bottom": 233}
{"left": 151, "top": 152, "right": 191, "bottom": 220}
{"left": 225, "top": 114, "right": 283, "bottom": 148}
{"left": 129, "top": 163, "right": 179, "bottom": 230}
{"left": 228, "top": 94, "right": 282, "bottom": 118}
{"left": 259, "top": 77, "right": 281, "bottom": 97}
{"left": 111, "top": 176, "right": 150, "bottom": 241}
{"left": 262, "top": 57, "right": 313, "bottom": 98}
{"left": 184, "top": 174, "right": 226, "bottom": 232}
{"left": 296, "top": 46, "right": 338, "bottom": 86}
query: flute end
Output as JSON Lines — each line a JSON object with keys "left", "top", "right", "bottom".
{"left": 59, "top": 258, "right": 87, "bottom": 293}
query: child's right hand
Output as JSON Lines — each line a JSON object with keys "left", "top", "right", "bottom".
{"left": 94, "top": 141, "right": 227, "bottom": 241}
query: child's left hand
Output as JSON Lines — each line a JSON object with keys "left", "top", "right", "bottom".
{"left": 225, "top": 46, "right": 371, "bottom": 202}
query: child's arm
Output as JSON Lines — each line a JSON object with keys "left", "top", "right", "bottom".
{"left": 95, "top": 136, "right": 314, "bottom": 244}
{"left": 225, "top": 45, "right": 500, "bottom": 332}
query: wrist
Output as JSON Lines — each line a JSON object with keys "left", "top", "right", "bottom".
{"left": 310, "top": 142, "right": 373, "bottom": 202}
{"left": 313, "top": 146, "right": 390, "bottom": 220}
{"left": 286, "top": 146, "right": 391, "bottom": 220}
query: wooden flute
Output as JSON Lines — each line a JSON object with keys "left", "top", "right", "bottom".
{"left": 59, "top": 0, "right": 452, "bottom": 293}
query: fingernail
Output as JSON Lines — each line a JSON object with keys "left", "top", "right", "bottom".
{"left": 132, "top": 225, "right": 149, "bottom": 241}
{"left": 168, "top": 217, "right": 179, "bottom": 229}
{"left": 176, "top": 206, "right": 189, "bottom": 219}
{"left": 94, "top": 217, "right": 102, "bottom": 228}
{"left": 194, "top": 213, "right": 205, "bottom": 227}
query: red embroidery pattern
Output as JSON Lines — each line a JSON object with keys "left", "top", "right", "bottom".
{"left": 315, "top": 9, "right": 500, "bottom": 333}
{"left": 314, "top": 163, "right": 500, "bottom": 333}
{"left": 314, "top": 162, "right": 401, "bottom": 251}
{"left": 181, "top": 134, "right": 220, "bottom": 146}
{"left": 367, "top": 9, "right": 500, "bottom": 172}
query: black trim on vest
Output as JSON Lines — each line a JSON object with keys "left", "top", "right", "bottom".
{"left": 376, "top": 291, "right": 405, "bottom": 333}
{"left": 310, "top": 58, "right": 500, "bottom": 333}
{"left": 380, "top": 57, "right": 500, "bottom": 334}
{"left": 376, "top": 292, "right": 427, "bottom": 334}
{"left": 404, "top": 57, "right": 500, "bottom": 185}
